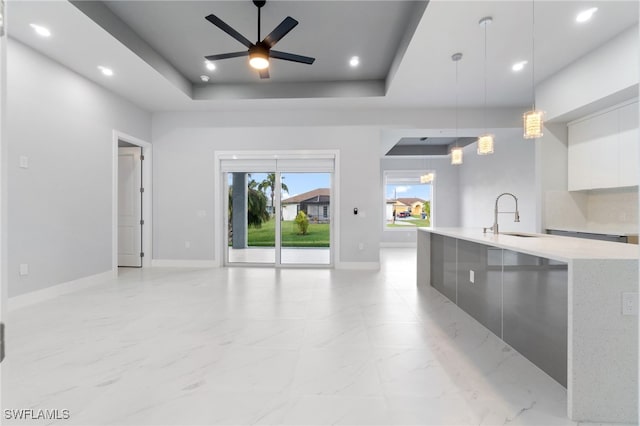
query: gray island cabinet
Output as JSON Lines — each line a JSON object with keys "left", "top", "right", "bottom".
{"left": 418, "top": 228, "right": 638, "bottom": 423}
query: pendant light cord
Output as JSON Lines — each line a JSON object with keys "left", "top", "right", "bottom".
{"left": 483, "top": 22, "right": 488, "bottom": 133}
{"left": 483, "top": 19, "right": 487, "bottom": 134}
{"left": 455, "top": 57, "right": 459, "bottom": 146}
{"left": 531, "top": 0, "right": 536, "bottom": 110}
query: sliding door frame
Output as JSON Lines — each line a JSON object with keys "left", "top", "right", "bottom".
{"left": 214, "top": 150, "right": 340, "bottom": 268}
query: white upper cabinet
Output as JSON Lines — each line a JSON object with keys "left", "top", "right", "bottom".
{"left": 618, "top": 102, "right": 639, "bottom": 187}
{"left": 568, "top": 101, "right": 639, "bottom": 191}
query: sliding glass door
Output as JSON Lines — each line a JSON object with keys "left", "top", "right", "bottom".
{"left": 221, "top": 156, "right": 334, "bottom": 267}
{"left": 280, "top": 173, "right": 331, "bottom": 265}
{"left": 227, "top": 172, "right": 275, "bottom": 264}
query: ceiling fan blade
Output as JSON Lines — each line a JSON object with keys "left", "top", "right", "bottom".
{"left": 205, "top": 51, "right": 249, "bottom": 61}
{"left": 269, "top": 50, "right": 315, "bottom": 65}
{"left": 205, "top": 14, "right": 253, "bottom": 48}
{"left": 262, "top": 16, "right": 298, "bottom": 48}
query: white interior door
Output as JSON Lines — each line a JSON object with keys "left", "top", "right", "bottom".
{"left": 118, "top": 147, "right": 142, "bottom": 267}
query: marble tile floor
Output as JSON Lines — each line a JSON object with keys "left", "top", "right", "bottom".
{"left": 1, "top": 249, "right": 625, "bottom": 425}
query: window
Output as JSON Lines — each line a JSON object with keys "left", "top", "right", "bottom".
{"left": 384, "top": 170, "right": 433, "bottom": 229}
{"left": 323, "top": 205, "right": 328, "bottom": 218}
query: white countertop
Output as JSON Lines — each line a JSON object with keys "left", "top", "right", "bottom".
{"left": 421, "top": 228, "right": 639, "bottom": 262}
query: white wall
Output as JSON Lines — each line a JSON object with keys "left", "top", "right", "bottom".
{"left": 152, "top": 115, "right": 382, "bottom": 265}
{"left": 537, "top": 24, "right": 639, "bottom": 122}
{"left": 381, "top": 157, "right": 459, "bottom": 245}
{"left": 458, "top": 129, "right": 537, "bottom": 232}
{"left": 7, "top": 40, "right": 151, "bottom": 297}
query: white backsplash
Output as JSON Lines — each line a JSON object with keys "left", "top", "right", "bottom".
{"left": 586, "top": 188, "right": 638, "bottom": 231}
{"left": 545, "top": 188, "right": 638, "bottom": 234}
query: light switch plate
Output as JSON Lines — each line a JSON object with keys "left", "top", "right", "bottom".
{"left": 19, "top": 156, "right": 28, "bottom": 169}
{"left": 19, "top": 264, "right": 28, "bottom": 276}
{"left": 469, "top": 270, "right": 475, "bottom": 283}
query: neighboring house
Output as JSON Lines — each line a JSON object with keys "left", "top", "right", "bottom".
{"left": 386, "top": 199, "right": 409, "bottom": 221}
{"left": 395, "top": 198, "right": 426, "bottom": 216}
{"left": 282, "top": 188, "right": 331, "bottom": 222}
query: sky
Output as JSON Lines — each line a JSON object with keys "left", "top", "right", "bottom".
{"left": 232, "top": 173, "right": 331, "bottom": 199}
{"left": 386, "top": 184, "right": 432, "bottom": 201}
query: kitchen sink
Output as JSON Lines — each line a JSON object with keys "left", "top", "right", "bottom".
{"left": 501, "top": 232, "right": 538, "bottom": 238}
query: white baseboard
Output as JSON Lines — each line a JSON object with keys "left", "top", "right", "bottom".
{"left": 8, "top": 270, "right": 115, "bottom": 312}
{"left": 380, "top": 242, "right": 417, "bottom": 248}
{"left": 335, "top": 261, "right": 380, "bottom": 270}
{"left": 151, "top": 259, "right": 218, "bottom": 268}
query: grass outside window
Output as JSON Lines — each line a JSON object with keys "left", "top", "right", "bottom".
{"left": 244, "top": 219, "right": 330, "bottom": 247}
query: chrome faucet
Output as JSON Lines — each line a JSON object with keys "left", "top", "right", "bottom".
{"left": 483, "top": 192, "right": 520, "bottom": 235}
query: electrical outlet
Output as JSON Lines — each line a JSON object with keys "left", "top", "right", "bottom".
{"left": 19, "top": 264, "right": 29, "bottom": 276}
{"left": 622, "top": 292, "right": 638, "bottom": 316}
{"left": 469, "top": 270, "right": 475, "bottom": 283}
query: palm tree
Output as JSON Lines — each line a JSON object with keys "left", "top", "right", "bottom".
{"left": 258, "top": 173, "right": 289, "bottom": 216}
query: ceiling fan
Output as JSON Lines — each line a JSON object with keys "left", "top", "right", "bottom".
{"left": 204, "top": 0, "right": 315, "bottom": 79}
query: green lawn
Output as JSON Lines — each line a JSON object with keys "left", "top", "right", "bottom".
{"left": 386, "top": 215, "right": 431, "bottom": 228}
{"left": 245, "top": 219, "right": 330, "bottom": 247}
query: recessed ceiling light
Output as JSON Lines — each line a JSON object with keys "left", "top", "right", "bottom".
{"left": 576, "top": 7, "right": 598, "bottom": 23}
{"left": 205, "top": 61, "right": 216, "bottom": 71}
{"left": 200, "top": 75, "right": 210, "bottom": 82}
{"left": 29, "top": 23, "right": 51, "bottom": 37}
{"left": 349, "top": 56, "right": 360, "bottom": 67}
{"left": 512, "top": 60, "right": 528, "bottom": 72}
{"left": 97, "top": 66, "right": 114, "bottom": 77}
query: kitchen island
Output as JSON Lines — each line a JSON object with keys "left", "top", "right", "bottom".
{"left": 417, "top": 228, "right": 638, "bottom": 423}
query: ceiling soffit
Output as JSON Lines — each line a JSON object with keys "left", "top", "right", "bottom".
{"left": 70, "top": 0, "right": 427, "bottom": 101}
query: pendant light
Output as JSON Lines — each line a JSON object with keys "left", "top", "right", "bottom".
{"left": 477, "top": 16, "right": 494, "bottom": 155}
{"left": 451, "top": 52, "right": 463, "bottom": 165}
{"left": 523, "top": 0, "right": 544, "bottom": 139}
{"left": 420, "top": 172, "right": 435, "bottom": 184}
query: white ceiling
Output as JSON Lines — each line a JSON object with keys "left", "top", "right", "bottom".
{"left": 6, "top": 0, "right": 639, "bottom": 112}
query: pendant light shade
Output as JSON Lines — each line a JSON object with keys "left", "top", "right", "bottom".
{"left": 451, "top": 146, "right": 464, "bottom": 165}
{"left": 420, "top": 172, "right": 435, "bottom": 184}
{"left": 523, "top": 109, "right": 544, "bottom": 138}
{"left": 477, "top": 134, "right": 495, "bottom": 155}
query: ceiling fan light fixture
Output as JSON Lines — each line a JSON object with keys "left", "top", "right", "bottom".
{"left": 249, "top": 46, "right": 269, "bottom": 70}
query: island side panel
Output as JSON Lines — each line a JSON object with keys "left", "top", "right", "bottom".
{"left": 568, "top": 259, "right": 639, "bottom": 423}
{"left": 417, "top": 230, "right": 431, "bottom": 288}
